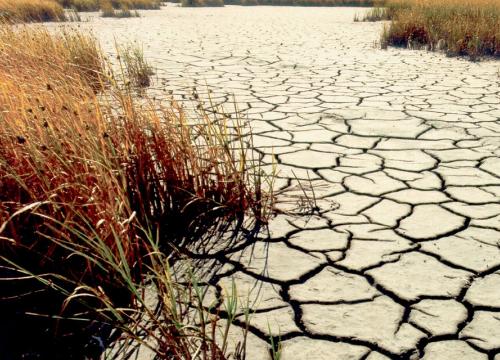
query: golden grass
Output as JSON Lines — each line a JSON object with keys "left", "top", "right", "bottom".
{"left": 0, "top": 0, "right": 65, "bottom": 22}
{"left": 0, "top": 24, "right": 271, "bottom": 358}
{"left": 381, "top": 0, "right": 500, "bottom": 58}
{"left": 0, "top": 23, "right": 131, "bottom": 299}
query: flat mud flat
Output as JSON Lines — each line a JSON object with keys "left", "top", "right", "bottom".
{"left": 77, "top": 6, "right": 500, "bottom": 359}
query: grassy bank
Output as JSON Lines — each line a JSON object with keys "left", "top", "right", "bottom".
{"left": 0, "top": 24, "right": 271, "bottom": 359}
{"left": 0, "top": 0, "right": 65, "bottom": 22}
{"left": 0, "top": 0, "right": 160, "bottom": 22}
{"left": 366, "top": 0, "right": 500, "bottom": 58}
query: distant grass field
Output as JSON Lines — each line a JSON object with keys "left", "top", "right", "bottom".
{"left": 1, "top": 0, "right": 376, "bottom": 14}
{"left": 214, "top": 0, "right": 375, "bottom": 6}
{"left": 367, "top": 0, "right": 500, "bottom": 58}
{"left": 0, "top": 0, "right": 160, "bottom": 21}
{"left": 182, "top": 0, "right": 224, "bottom": 7}
{"left": 57, "top": 0, "right": 161, "bottom": 11}
{"left": 181, "top": 0, "right": 376, "bottom": 7}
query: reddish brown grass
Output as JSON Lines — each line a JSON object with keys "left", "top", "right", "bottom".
{"left": 0, "top": 25, "right": 271, "bottom": 358}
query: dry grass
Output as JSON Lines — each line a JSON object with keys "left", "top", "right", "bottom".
{"left": 117, "top": 0, "right": 161, "bottom": 8}
{"left": 56, "top": 0, "right": 161, "bottom": 11}
{"left": 0, "top": 0, "right": 65, "bottom": 22}
{"left": 377, "top": 0, "right": 500, "bottom": 58}
{"left": 0, "top": 24, "right": 272, "bottom": 358}
{"left": 226, "top": 0, "right": 374, "bottom": 5}
{"left": 354, "top": 5, "right": 391, "bottom": 21}
{"left": 57, "top": 0, "right": 100, "bottom": 11}
{"left": 182, "top": 0, "right": 224, "bottom": 7}
{"left": 101, "top": 0, "right": 141, "bottom": 17}
{"left": 119, "top": 43, "right": 154, "bottom": 87}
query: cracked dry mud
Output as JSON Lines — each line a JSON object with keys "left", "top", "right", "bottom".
{"left": 81, "top": 5, "right": 499, "bottom": 359}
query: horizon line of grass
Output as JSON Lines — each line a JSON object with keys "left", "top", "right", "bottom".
{"left": 0, "top": 0, "right": 161, "bottom": 22}
{"left": 184, "top": 0, "right": 375, "bottom": 7}
{"left": 57, "top": 0, "right": 161, "bottom": 11}
{"left": 237, "top": 0, "right": 375, "bottom": 6}
{"left": 1, "top": 0, "right": 378, "bottom": 16}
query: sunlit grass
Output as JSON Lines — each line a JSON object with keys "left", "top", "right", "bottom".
{"left": 0, "top": 0, "right": 155, "bottom": 22}
{"left": 0, "top": 24, "right": 273, "bottom": 358}
{"left": 0, "top": 0, "right": 65, "bottom": 22}
{"left": 369, "top": 0, "right": 500, "bottom": 58}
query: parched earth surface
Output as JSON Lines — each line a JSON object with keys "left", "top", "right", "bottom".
{"left": 83, "top": 5, "right": 499, "bottom": 359}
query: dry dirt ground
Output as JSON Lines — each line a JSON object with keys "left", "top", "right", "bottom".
{"left": 79, "top": 5, "right": 499, "bottom": 359}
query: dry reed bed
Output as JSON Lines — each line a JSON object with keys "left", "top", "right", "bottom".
{"left": 376, "top": 0, "right": 499, "bottom": 58}
{"left": 0, "top": 0, "right": 65, "bottom": 22}
{"left": 0, "top": 24, "right": 270, "bottom": 358}
{"left": 0, "top": 0, "right": 160, "bottom": 21}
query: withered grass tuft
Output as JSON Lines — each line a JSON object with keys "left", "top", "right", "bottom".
{"left": 0, "top": 24, "right": 272, "bottom": 358}
{"left": 119, "top": 43, "right": 154, "bottom": 86}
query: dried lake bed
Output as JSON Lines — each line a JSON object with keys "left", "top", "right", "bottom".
{"left": 68, "top": 5, "right": 500, "bottom": 359}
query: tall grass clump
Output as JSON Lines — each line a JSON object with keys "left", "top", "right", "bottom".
{"left": 119, "top": 43, "right": 154, "bottom": 87}
{"left": 0, "top": 24, "right": 272, "bottom": 358}
{"left": 100, "top": 0, "right": 116, "bottom": 14}
{"left": 379, "top": 0, "right": 500, "bottom": 58}
{"left": 0, "top": 0, "right": 65, "bottom": 22}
